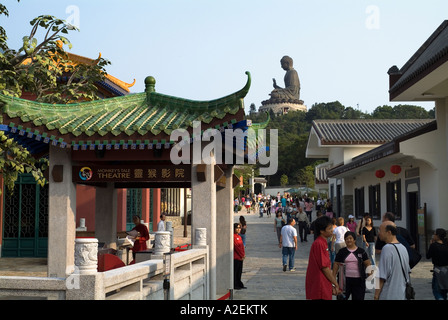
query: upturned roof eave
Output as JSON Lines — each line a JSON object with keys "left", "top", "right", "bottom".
{"left": 388, "top": 20, "right": 448, "bottom": 100}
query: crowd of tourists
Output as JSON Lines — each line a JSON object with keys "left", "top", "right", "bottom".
{"left": 233, "top": 192, "right": 329, "bottom": 219}
{"left": 234, "top": 193, "right": 448, "bottom": 300}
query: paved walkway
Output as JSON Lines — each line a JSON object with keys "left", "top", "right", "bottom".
{"left": 0, "top": 214, "right": 437, "bottom": 300}
{"left": 233, "top": 210, "right": 435, "bottom": 300}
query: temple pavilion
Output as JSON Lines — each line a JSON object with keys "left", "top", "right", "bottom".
{"left": 0, "top": 67, "right": 254, "bottom": 299}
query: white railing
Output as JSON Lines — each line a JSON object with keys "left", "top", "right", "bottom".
{"left": 0, "top": 248, "right": 207, "bottom": 300}
{"left": 0, "top": 276, "right": 67, "bottom": 300}
{"left": 0, "top": 230, "right": 209, "bottom": 300}
{"left": 102, "top": 248, "right": 208, "bottom": 300}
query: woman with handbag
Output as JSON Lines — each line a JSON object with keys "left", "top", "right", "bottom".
{"left": 333, "top": 231, "right": 371, "bottom": 300}
{"left": 362, "top": 216, "right": 377, "bottom": 265}
{"left": 274, "top": 211, "right": 286, "bottom": 245}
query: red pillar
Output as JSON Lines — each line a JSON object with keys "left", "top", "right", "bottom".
{"left": 152, "top": 188, "right": 161, "bottom": 231}
{"left": 141, "top": 188, "right": 151, "bottom": 224}
{"left": 116, "top": 189, "right": 127, "bottom": 231}
{"left": 76, "top": 185, "right": 96, "bottom": 230}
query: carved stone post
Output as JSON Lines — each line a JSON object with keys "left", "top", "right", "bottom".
{"left": 74, "top": 238, "right": 98, "bottom": 275}
{"left": 154, "top": 231, "right": 171, "bottom": 255}
{"left": 195, "top": 228, "right": 207, "bottom": 246}
{"left": 166, "top": 220, "right": 174, "bottom": 249}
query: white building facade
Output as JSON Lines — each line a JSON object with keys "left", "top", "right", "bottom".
{"left": 306, "top": 20, "right": 448, "bottom": 254}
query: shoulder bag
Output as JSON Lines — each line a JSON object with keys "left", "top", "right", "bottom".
{"left": 392, "top": 244, "right": 415, "bottom": 300}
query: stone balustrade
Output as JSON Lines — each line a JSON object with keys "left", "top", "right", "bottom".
{"left": 0, "top": 228, "right": 209, "bottom": 300}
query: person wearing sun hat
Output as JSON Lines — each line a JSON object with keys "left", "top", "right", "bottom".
{"left": 346, "top": 215, "right": 357, "bottom": 233}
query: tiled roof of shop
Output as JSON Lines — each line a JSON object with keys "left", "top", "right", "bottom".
{"left": 312, "top": 119, "right": 434, "bottom": 145}
{"left": 389, "top": 20, "right": 448, "bottom": 98}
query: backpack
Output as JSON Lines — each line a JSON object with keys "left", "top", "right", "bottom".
{"left": 396, "top": 234, "right": 421, "bottom": 269}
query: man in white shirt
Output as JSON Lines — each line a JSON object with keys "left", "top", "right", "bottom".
{"left": 157, "top": 214, "right": 166, "bottom": 231}
{"left": 374, "top": 221, "right": 411, "bottom": 300}
{"left": 333, "top": 217, "right": 349, "bottom": 254}
{"left": 279, "top": 218, "right": 298, "bottom": 272}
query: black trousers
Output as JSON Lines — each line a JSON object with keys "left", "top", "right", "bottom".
{"left": 298, "top": 221, "right": 308, "bottom": 241}
{"left": 234, "top": 259, "right": 244, "bottom": 288}
{"left": 345, "top": 277, "right": 366, "bottom": 300}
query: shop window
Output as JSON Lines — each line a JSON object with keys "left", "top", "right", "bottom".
{"left": 368, "top": 184, "right": 381, "bottom": 219}
{"left": 354, "top": 187, "right": 365, "bottom": 219}
{"left": 386, "top": 179, "right": 401, "bottom": 220}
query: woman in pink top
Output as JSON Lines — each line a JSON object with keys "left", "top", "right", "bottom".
{"left": 304, "top": 198, "right": 313, "bottom": 221}
{"left": 332, "top": 231, "right": 371, "bottom": 300}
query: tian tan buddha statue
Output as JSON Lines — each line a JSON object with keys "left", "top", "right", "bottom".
{"left": 262, "top": 55, "right": 303, "bottom": 105}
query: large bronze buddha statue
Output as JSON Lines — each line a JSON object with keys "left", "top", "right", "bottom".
{"left": 262, "top": 56, "right": 302, "bottom": 105}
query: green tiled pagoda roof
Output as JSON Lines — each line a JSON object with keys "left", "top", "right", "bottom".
{"left": 0, "top": 72, "right": 250, "bottom": 149}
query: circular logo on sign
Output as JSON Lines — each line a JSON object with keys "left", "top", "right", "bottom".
{"left": 79, "top": 167, "right": 93, "bottom": 181}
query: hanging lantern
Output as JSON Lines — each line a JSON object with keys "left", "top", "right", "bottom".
{"left": 390, "top": 165, "right": 402, "bottom": 175}
{"left": 375, "top": 169, "right": 385, "bottom": 179}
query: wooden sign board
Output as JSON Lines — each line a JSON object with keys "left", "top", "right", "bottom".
{"left": 417, "top": 207, "right": 426, "bottom": 235}
{"left": 214, "top": 165, "right": 224, "bottom": 182}
{"left": 232, "top": 174, "right": 240, "bottom": 188}
{"left": 216, "top": 175, "right": 227, "bottom": 188}
{"left": 196, "top": 164, "right": 206, "bottom": 181}
{"left": 73, "top": 164, "right": 191, "bottom": 183}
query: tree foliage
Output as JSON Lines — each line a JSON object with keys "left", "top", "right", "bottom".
{"left": 0, "top": 131, "right": 48, "bottom": 195}
{"left": 233, "top": 165, "right": 257, "bottom": 198}
{"left": 371, "top": 104, "right": 434, "bottom": 119}
{"left": 280, "top": 174, "right": 288, "bottom": 187}
{"left": 296, "top": 165, "right": 316, "bottom": 189}
{"left": 0, "top": 6, "right": 111, "bottom": 103}
{"left": 0, "top": 1, "right": 111, "bottom": 194}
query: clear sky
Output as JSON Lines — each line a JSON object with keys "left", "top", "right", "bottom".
{"left": 3, "top": 0, "right": 446, "bottom": 114}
